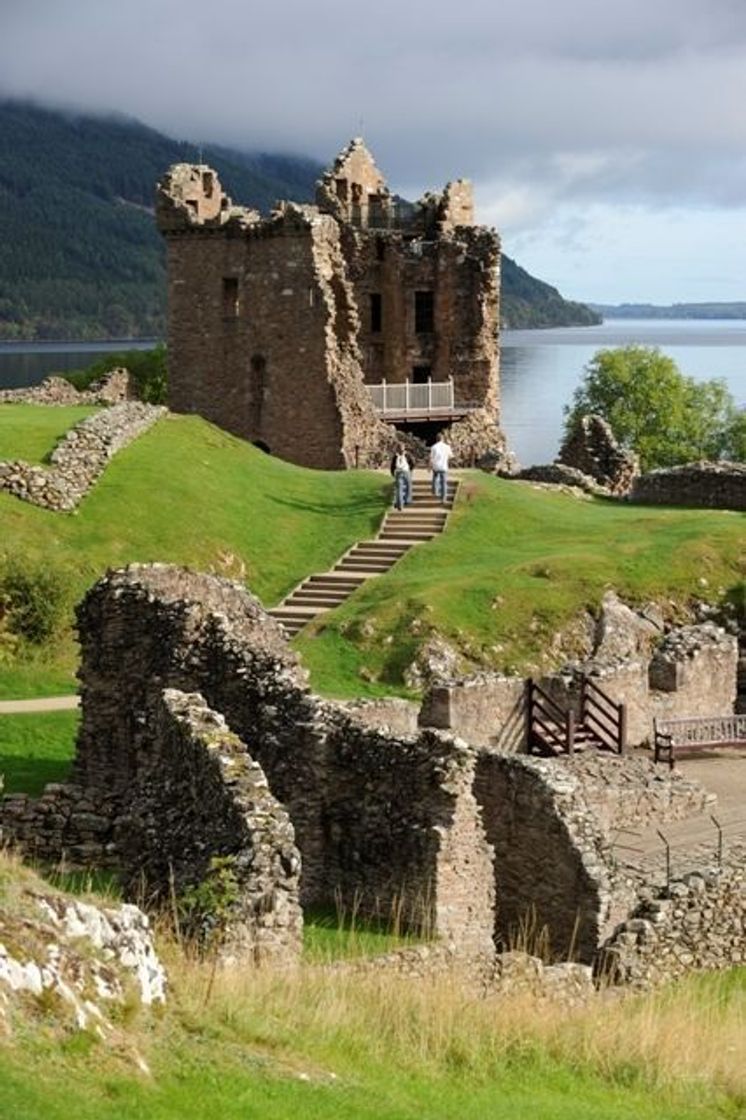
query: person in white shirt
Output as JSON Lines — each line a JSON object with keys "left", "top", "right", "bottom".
{"left": 429, "top": 433, "right": 452, "bottom": 504}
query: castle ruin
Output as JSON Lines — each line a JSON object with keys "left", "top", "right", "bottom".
{"left": 156, "top": 140, "right": 502, "bottom": 469}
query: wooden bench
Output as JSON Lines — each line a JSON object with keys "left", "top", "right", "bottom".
{"left": 654, "top": 714, "right": 746, "bottom": 769}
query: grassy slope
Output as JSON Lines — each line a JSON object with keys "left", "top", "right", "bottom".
{"left": 0, "top": 409, "right": 387, "bottom": 697}
{"left": 0, "top": 931, "right": 743, "bottom": 1120}
{"left": 297, "top": 474, "right": 746, "bottom": 697}
{"left": 0, "top": 404, "right": 96, "bottom": 463}
{"left": 0, "top": 710, "right": 79, "bottom": 794}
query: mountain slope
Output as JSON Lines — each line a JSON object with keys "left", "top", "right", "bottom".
{"left": 0, "top": 100, "right": 598, "bottom": 339}
{"left": 501, "top": 255, "right": 600, "bottom": 328}
{"left": 0, "top": 101, "right": 322, "bottom": 340}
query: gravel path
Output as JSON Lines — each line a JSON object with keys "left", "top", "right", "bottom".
{"left": 0, "top": 695, "right": 80, "bottom": 714}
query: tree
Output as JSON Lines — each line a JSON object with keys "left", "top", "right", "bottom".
{"left": 564, "top": 345, "right": 744, "bottom": 471}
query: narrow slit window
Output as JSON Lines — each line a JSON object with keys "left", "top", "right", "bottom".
{"left": 370, "top": 292, "right": 382, "bottom": 333}
{"left": 415, "top": 290, "right": 434, "bottom": 333}
{"left": 222, "top": 277, "right": 239, "bottom": 318}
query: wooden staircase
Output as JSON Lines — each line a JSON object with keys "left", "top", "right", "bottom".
{"left": 269, "top": 476, "right": 458, "bottom": 638}
{"left": 527, "top": 676, "right": 628, "bottom": 757}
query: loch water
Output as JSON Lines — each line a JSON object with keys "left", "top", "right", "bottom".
{"left": 1, "top": 321, "right": 745, "bottom": 466}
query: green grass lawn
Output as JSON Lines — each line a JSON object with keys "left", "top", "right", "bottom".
{"left": 0, "top": 409, "right": 388, "bottom": 697}
{"left": 0, "top": 956, "right": 742, "bottom": 1120}
{"left": 1, "top": 406, "right": 744, "bottom": 703}
{"left": 297, "top": 474, "right": 745, "bottom": 697}
{"left": 0, "top": 709, "right": 78, "bottom": 794}
{"left": 0, "top": 403, "right": 97, "bottom": 463}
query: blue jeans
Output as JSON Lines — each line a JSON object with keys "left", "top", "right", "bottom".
{"left": 432, "top": 469, "right": 448, "bottom": 502}
{"left": 394, "top": 470, "right": 412, "bottom": 508}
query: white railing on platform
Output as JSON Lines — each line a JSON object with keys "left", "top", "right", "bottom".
{"left": 368, "top": 378, "right": 456, "bottom": 416}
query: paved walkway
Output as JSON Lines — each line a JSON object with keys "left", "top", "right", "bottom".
{"left": 0, "top": 695, "right": 80, "bottom": 714}
{"left": 614, "top": 751, "right": 746, "bottom": 876}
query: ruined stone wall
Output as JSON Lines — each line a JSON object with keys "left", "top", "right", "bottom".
{"left": 422, "top": 622, "right": 738, "bottom": 751}
{"left": 0, "top": 403, "right": 166, "bottom": 511}
{"left": 119, "top": 689, "right": 303, "bottom": 963}
{"left": 0, "top": 780, "right": 119, "bottom": 868}
{"left": 164, "top": 199, "right": 387, "bottom": 470}
{"left": 0, "top": 368, "right": 137, "bottom": 407}
{"left": 474, "top": 753, "right": 613, "bottom": 962}
{"left": 420, "top": 673, "right": 527, "bottom": 752}
{"left": 599, "top": 864, "right": 745, "bottom": 988}
{"left": 648, "top": 624, "right": 738, "bottom": 721}
{"left": 322, "top": 721, "right": 495, "bottom": 954}
{"left": 557, "top": 414, "right": 638, "bottom": 494}
{"left": 66, "top": 565, "right": 497, "bottom": 950}
{"left": 630, "top": 462, "right": 746, "bottom": 511}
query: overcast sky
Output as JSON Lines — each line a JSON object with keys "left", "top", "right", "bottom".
{"left": 2, "top": 0, "right": 745, "bottom": 304}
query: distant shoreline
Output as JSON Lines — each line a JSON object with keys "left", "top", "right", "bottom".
{"left": 0, "top": 338, "right": 161, "bottom": 348}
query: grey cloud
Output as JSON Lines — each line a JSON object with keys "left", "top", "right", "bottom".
{"left": 2, "top": 0, "right": 746, "bottom": 227}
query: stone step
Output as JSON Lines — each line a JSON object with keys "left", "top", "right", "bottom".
{"left": 303, "top": 575, "right": 366, "bottom": 589}
{"left": 285, "top": 597, "right": 349, "bottom": 610}
{"left": 270, "top": 605, "right": 328, "bottom": 620}
{"left": 285, "top": 586, "right": 353, "bottom": 595}
{"left": 335, "top": 561, "right": 393, "bottom": 573}
{"left": 347, "top": 551, "right": 402, "bottom": 562}
{"left": 380, "top": 530, "right": 437, "bottom": 541}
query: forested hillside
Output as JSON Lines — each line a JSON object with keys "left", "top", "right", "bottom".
{"left": 0, "top": 100, "right": 599, "bottom": 339}
{"left": 0, "top": 101, "right": 321, "bottom": 340}
{"left": 500, "top": 254, "right": 600, "bottom": 328}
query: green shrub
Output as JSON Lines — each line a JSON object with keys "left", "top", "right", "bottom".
{"left": 63, "top": 343, "right": 167, "bottom": 404}
{"left": 0, "top": 559, "right": 69, "bottom": 645}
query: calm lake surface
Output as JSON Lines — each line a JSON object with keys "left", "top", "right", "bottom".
{"left": 1, "top": 322, "right": 745, "bottom": 465}
{"left": 502, "top": 319, "right": 746, "bottom": 465}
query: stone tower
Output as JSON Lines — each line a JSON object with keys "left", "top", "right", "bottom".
{"left": 157, "top": 142, "right": 502, "bottom": 469}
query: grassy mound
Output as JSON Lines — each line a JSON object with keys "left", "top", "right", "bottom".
{"left": 0, "top": 409, "right": 387, "bottom": 697}
{"left": 1, "top": 406, "right": 743, "bottom": 702}
{"left": 297, "top": 474, "right": 745, "bottom": 697}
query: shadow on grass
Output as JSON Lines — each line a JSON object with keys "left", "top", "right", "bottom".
{"left": 267, "top": 491, "right": 388, "bottom": 519}
{"left": 0, "top": 756, "right": 72, "bottom": 797}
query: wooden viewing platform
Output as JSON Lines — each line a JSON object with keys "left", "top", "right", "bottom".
{"left": 366, "top": 378, "right": 479, "bottom": 422}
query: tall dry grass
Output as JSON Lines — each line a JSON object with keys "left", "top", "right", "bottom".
{"left": 162, "top": 945, "right": 746, "bottom": 1100}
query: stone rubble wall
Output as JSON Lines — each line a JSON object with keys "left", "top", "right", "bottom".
{"left": 0, "top": 368, "right": 137, "bottom": 407}
{"left": 117, "top": 689, "right": 303, "bottom": 964}
{"left": 648, "top": 623, "right": 738, "bottom": 718}
{"left": 322, "top": 719, "right": 495, "bottom": 956}
{"left": 630, "top": 461, "right": 746, "bottom": 511}
{"left": 0, "top": 402, "right": 165, "bottom": 510}
{"left": 501, "top": 463, "right": 607, "bottom": 495}
{"left": 339, "top": 697, "right": 421, "bottom": 736}
{"left": 598, "top": 863, "right": 745, "bottom": 988}
{"left": 0, "top": 780, "right": 119, "bottom": 868}
{"left": 557, "top": 414, "right": 639, "bottom": 494}
{"left": 422, "top": 621, "right": 738, "bottom": 750}
{"left": 420, "top": 673, "right": 527, "bottom": 751}
{"left": 474, "top": 753, "right": 614, "bottom": 962}
{"left": 6, "top": 565, "right": 498, "bottom": 956}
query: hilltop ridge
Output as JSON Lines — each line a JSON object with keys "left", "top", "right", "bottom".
{"left": 0, "top": 100, "right": 599, "bottom": 339}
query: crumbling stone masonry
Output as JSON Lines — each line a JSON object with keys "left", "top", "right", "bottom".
{"left": 0, "top": 402, "right": 165, "bottom": 511}
{"left": 2, "top": 565, "right": 495, "bottom": 960}
{"left": 157, "top": 140, "right": 502, "bottom": 469}
{"left": 557, "top": 414, "right": 639, "bottom": 494}
{"left": 630, "top": 461, "right": 746, "bottom": 511}
{"left": 3, "top": 565, "right": 742, "bottom": 982}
